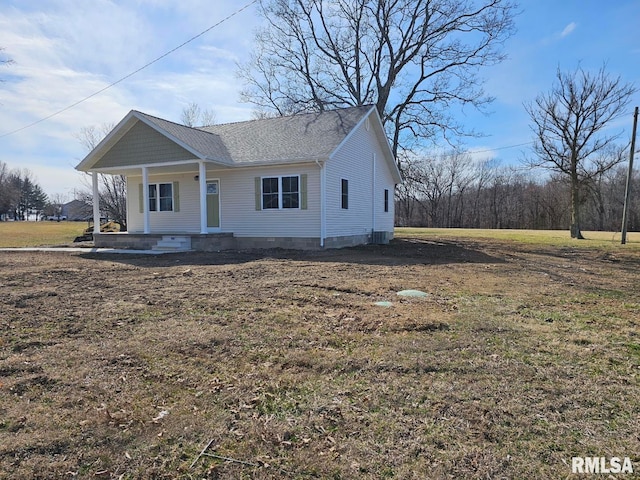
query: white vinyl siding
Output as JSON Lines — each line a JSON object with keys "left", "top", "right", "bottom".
{"left": 128, "top": 164, "right": 321, "bottom": 236}
{"left": 221, "top": 164, "right": 320, "bottom": 238}
{"left": 325, "top": 112, "right": 396, "bottom": 237}
{"left": 128, "top": 172, "right": 200, "bottom": 233}
{"left": 374, "top": 153, "right": 396, "bottom": 233}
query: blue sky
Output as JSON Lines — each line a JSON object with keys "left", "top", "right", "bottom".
{"left": 0, "top": 1, "right": 639, "bottom": 198}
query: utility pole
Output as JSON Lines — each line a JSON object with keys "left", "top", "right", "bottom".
{"left": 621, "top": 106, "right": 638, "bottom": 245}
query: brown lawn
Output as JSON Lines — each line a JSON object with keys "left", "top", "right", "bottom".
{"left": 1, "top": 235, "right": 639, "bottom": 479}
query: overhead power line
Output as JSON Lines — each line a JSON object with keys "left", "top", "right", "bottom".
{"left": 468, "top": 108, "right": 640, "bottom": 155}
{"left": 0, "top": 0, "right": 258, "bottom": 139}
{"left": 468, "top": 141, "right": 534, "bottom": 154}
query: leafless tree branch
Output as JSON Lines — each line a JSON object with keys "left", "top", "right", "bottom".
{"left": 239, "top": 0, "right": 517, "bottom": 167}
{"left": 524, "top": 65, "right": 636, "bottom": 238}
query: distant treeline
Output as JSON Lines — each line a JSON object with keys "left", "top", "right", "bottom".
{"left": 396, "top": 154, "right": 639, "bottom": 232}
{"left": 0, "top": 161, "right": 49, "bottom": 221}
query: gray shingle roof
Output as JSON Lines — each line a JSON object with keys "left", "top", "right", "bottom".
{"left": 137, "top": 105, "right": 374, "bottom": 165}
{"left": 133, "top": 112, "right": 233, "bottom": 163}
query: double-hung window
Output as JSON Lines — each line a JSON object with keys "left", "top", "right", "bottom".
{"left": 262, "top": 176, "right": 299, "bottom": 209}
{"left": 281, "top": 176, "right": 299, "bottom": 209}
{"left": 148, "top": 183, "right": 173, "bottom": 212}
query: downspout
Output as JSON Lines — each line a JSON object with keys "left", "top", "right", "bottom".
{"left": 372, "top": 152, "right": 376, "bottom": 237}
{"left": 315, "top": 159, "right": 326, "bottom": 248}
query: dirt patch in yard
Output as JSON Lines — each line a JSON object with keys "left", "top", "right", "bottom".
{"left": 1, "top": 236, "right": 639, "bottom": 479}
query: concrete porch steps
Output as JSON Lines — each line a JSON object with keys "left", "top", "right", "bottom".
{"left": 152, "top": 235, "right": 192, "bottom": 252}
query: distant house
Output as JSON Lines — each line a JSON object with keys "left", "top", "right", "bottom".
{"left": 61, "top": 199, "right": 92, "bottom": 221}
{"left": 75, "top": 105, "right": 402, "bottom": 251}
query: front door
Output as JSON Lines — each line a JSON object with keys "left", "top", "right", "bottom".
{"left": 206, "top": 180, "right": 220, "bottom": 229}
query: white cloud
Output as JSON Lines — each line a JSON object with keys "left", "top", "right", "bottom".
{"left": 0, "top": 1, "right": 260, "bottom": 197}
{"left": 467, "top": 147, "right": 500, "bottom": 164}
{"left": 13, "top": 161, "right": 89, "bottom": 200}
{"left": 560, "top": 22, "right": 577, "bottom": 38}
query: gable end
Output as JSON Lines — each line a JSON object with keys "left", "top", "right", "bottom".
{"left": 91, "top": 120, "right": 197, "bottom": 169}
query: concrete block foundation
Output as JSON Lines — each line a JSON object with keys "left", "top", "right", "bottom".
{"left": 94, "top": 231, "right": 393, "bottom": 251}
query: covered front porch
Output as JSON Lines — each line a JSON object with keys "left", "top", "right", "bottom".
{"left": 89, "top": 160, "right": 221, "bottom": 239}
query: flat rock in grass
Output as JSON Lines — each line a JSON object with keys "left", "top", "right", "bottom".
{"left": 397, "top": 289, "right": 428, "bottom": 298}
{"left": 375, "top": 301, "right": 393, "bottom": 307}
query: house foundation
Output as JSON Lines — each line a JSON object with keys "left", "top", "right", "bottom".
{"left": 93, "top": 231, "right": 392, "bottom": 251}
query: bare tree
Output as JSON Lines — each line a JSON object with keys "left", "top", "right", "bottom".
{"left": 76, "top": 123, "right": 128, "bottom": 231}
{"left": 402, "top": 151, "right": 480, "bottom": 226}
{"left": 45, "top": 193, "right": 67, "bottom": 221}
{"left": 0, "top": 47, "right": 13, "bottom": 71}
{"left": 180, "top": 102, "right": 216, "bottom": 127}
{"left": 525, "top": 66, "right": 636, "bottom": 239}
{"left": 239, "top": 0, "right": 517, "bottom": 165}
{"left": 74, "top": 124, "right": 114, "bottom": 152}
{"left": 393, "top": 154, "right": 639, "bottom": 230}
{"left": 469, "top": 158, "right": 499, "bottom": 228}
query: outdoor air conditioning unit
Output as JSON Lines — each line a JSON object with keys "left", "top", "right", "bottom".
{"left": 371, "top": 231, "right": 389, "bottom": 245}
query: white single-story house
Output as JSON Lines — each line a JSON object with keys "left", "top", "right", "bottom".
{"left": 76, "top": 105, "right": 402, "bottom": 251}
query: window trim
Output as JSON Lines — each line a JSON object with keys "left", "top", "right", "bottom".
{"left": 384, "top": 189, "right": 389, "bottom": 213}
{"left": 148, "top": 182, "right": 174, "bottom": 212}
{"left": 261, "top": 176, "right": 280, "bottom": 210}
{"left": 261, "top": 175, "right": 301, "bottom": 210}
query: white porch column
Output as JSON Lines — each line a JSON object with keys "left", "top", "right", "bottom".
{"left": 92, "top": 172, "right": 100, "bottom": 237}
{"left": 142, "top": 166, "right": 150, "bottom": 234}
{"left": 199, "top": 161, "right": 207, "bottom": 234}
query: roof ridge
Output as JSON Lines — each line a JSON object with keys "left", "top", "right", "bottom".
{"left": 134, "top": 110, "right": 222, "bottom": 138}
{"left": 199, "top": 104, "right": 375, "bottom": 130}
{"left": 132, "top": 110, "right": 186, "bottom": 127}
{"left": 132, "top": 104, "right": 374, "bottom": 131}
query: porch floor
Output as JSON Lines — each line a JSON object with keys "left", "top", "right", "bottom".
{"left": 94, "top": 232, "right": 235, "bottom": 252}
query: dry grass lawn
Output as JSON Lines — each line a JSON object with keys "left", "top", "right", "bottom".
{"left": 1, "top": 232, "right": 639, "bottom": 478}
{"left": 0, "top": 221, "right": 87, "bottom": 247}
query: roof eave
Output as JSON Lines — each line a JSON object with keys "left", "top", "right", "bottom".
{"left": 218, "top": 157, "right": 325, "bottom": 168}
{"left": 369, "top": 108, "right": 403, "bottom": 184}
{"left": 327, "top": 106, "right": 402, "bottom": 184}
{"left": 75, "top": 110, "right": 138, "bottom": 172}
